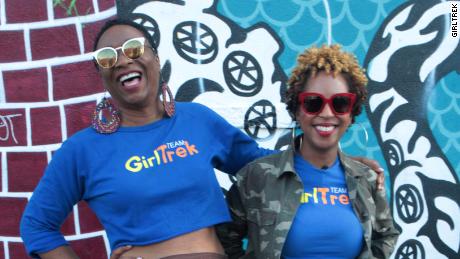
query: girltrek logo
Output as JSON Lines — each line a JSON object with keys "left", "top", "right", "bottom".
{"left": 300, "top": 187, "right": 350, "bottom": 205}
{"left": 124, "top": 140, "right": 199, "bottom": 173}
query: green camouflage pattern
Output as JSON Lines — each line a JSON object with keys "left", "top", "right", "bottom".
{"left": 216, "top": 144, "right": 399, "bottom": 259}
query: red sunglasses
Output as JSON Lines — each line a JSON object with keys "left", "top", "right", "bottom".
{"left": 298, "top": 92, "right": 356, "bottom": 115}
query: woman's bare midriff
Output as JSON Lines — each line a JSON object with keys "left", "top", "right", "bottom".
{"left": 119, "top": 227, "right": 225, "bottom": 259}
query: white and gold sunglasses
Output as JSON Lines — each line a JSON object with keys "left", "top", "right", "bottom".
{"left": 93, "top": 37, "right": 146, "bottom": 69}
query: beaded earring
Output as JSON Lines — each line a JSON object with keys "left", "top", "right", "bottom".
{"left": 92, "top": 97, "right": 121, "bottom": 134}
{"left": 162, "top": 82, "right": 175, "bottom": 117}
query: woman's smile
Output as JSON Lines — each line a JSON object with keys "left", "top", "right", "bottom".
{"left": 118, "top": 71, "right": 143, "bottom": 91}
{"left": 313, "top": 123, "right": 337, "bottom": 137}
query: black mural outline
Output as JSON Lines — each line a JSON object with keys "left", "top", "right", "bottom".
{"left": 416, "top": 172, "right": 460, "bottom": 258}
{"left": 204, "top": 0, "right": 287, "bottom": 102}
{"left": 395, "top": 184, "right": 424, "bottom": 224}
{"left": 395, "top": 239, "right": 426, "bottom": 259}
{"left": 118, "top": 0, "right": 287, "bottom": 142}
{"left": 172, "top": 21, "right": 218, "bottom": 64}
{"left": 364, "top": 0, "right": 460, "bottom": 257}
{"left": 175, "top": 78, "right": 224, "bottom": 102}
{"left": 244, "top": 100, "right": 277, "bottom": 140}
{"left": 223, "top": 50, "right": 263, "bottom": 97}
{"left": 117, "top": 0, "right": 186, "bottom": 16}
{"left": 130, "top": 13, "right": 161, "bottom": 49}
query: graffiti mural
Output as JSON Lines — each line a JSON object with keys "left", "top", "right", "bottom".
{"left": 0, "top": 0, "right": 458, "bottom": 258}
{"left": 365, "top": 1, "right": 460, "bottom": 258}
{"left": 117, "top": 0, "right": 290, "bottom": 140}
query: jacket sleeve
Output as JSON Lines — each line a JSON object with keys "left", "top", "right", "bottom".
{"left": 371, "top": 184, "right": 400, "bottom": 258}
{"left": 216, "top": 183, "right": 248, "bottom": 259}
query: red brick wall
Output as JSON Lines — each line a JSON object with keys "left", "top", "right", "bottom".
{"left": 0, "top": 0, "right": 116, "bottom": 258}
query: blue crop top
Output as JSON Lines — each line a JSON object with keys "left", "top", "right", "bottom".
{"left": 20, "top": 102, "right": 272, "bottom": 257}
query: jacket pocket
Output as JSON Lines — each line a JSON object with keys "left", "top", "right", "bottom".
{"left": 245, "top": 208, "right": 278, "bottom": 258}
{"left": 354, "top": 200, "right": 370, "bottom": 221}
{"left": 247, "top": 207, "right": 277, "bottom": 226}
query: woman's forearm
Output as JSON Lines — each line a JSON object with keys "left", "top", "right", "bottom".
{"left": 39, "top": 246, "right": 79, "bottom": 259}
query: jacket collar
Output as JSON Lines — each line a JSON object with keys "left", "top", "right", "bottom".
{"left": 276, "top": 145, "right": 296, "bottom": 178}
{"left": 275, "top": 135, "right": 363, "bottom": 179}
{"left": 275, "top": 135, "right": 300, "bottom": 178}
{"left": 339, "top": 151, "right": 363, "bottom": 178}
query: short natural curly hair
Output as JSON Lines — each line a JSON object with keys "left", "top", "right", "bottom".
{"left": 285, "top": 44, "right": 368, "bottom": 123}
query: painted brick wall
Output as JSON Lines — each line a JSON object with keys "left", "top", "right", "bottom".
{"left": 0, "top": 0, "right": 116, "bottom": 258}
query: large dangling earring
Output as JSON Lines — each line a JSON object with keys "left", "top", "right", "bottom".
{"left": 92, "top": 96, "right": 121, "bottom": 134}
{"left": 291, "top": 121, "right": 302, "bottom": 151}
{"left": 162, "top": 82, "right": 175, "bottom": 117}
{"left": 339, "top": 122, "right": 369, "bottom": 153}
{"left": 357, "top": 122, "right": 369, "bottom": 146}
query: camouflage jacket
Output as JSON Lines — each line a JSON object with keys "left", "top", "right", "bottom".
{"left": 216, "top": 145, "right": 399, "bottom": 259}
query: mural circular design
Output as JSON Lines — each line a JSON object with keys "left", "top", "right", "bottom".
{"left": 223, "top": 51, "right": 263, "bottom": 97}
{"left": 244, "top": 100, "right": 276, "bottom": 139}
{"left": 173, "top": 21, "right": 218, "bottom": 64}
{"left": 384, "top": 140, "right": 404, "bottom": 168}
{"left": 394, "top": 239, "right": 425, "bottom": 259}
{"left": 396, "top": 184, "right": 424, "bottom": 223}
{"left": 131, "top": 13, "right": 160, "bottom": 49}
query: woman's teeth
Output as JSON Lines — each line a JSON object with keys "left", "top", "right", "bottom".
{"left": 119, "top": 72, "right": 141, "bottom": 83}
{"left": 316, "top": 125, "right": 334, "bottom": 132}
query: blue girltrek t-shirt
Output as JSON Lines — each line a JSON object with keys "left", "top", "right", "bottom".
{"left": 20, "top": 102, "right": 272, "bottom": 257}
{"left": 281, "top": 154, "right": 364, "bottom": 259}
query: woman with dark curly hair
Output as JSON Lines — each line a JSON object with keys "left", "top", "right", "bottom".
{"left": 217, "top": 45, "right": 399, "bottom": 259}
